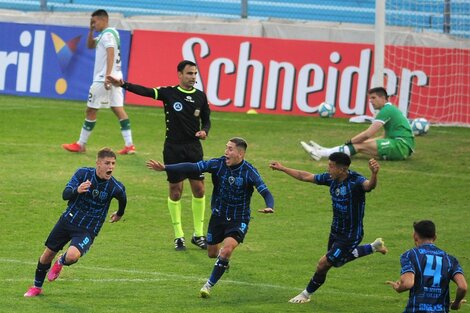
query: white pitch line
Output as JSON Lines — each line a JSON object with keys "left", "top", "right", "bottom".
{"left": 2, "top": 258, "right": 398, "bottom": 299}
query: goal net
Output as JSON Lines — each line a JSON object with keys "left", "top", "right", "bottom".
{"left": 384, "top": 0, "right": 470, "bottom": 126}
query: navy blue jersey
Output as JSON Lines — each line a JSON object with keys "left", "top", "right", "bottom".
{"left": 314, "top": 170, "right": 367, "bottom": 242}
{"left": 400, "top": 244, "right": 464, "bottom": 313}
{"left": 61, "top": 167, "right": 126, "bottom": 236}
{"left": 196, "top": 157, "right": 271, "bottom": 221}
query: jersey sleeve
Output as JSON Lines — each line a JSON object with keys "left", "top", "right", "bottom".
{"left": 196, "top": 158, "right": 222, "bottom": 173}
{"left": 200, "top": 93, "right": 211, "bottom": 134}
{"left": 114, "top": 183, "right": 127, "bottom": 216}
{"left": 448, "top": 254, "right": 465, "bottom": 277}
{"left": 314, "top": 172, "right": 332, "bottom": 186}
{"left": 400, "top": 250, "right": 416, "bottom": 275}
{"left": 375, "top": 104, "right": 392, "bottom": 124}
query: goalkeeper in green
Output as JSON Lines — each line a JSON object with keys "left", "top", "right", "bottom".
{"left": 302, "top": 87, "right": 415, "bottom": 161}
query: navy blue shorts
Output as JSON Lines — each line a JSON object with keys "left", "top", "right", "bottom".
{"left": 206, "top": 215, "right": 249, "bottom": 245}
{"left": 325, "top": 234, "right": 360, "bottom": 268}
{"left": 45, "top": 217, "right": 95, "bottom": 256}
{"left": 163, "top": 141, "right": 204, "bottom": 183}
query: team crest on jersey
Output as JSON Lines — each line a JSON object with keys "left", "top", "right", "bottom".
{"left": 228, "top": 176, "right": 235, "bottom": 185}
{"left": 173, "top": 102, "right": 183, "bottom": 111}
{"left": 92, "top": 189, "right": 99, "bottom": 198}
{"left": 99, "top": 191, "right": 108, "bottom": 200}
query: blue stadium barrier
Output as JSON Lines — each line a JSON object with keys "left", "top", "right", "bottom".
{"left": 0, "top": 0, "right": 468, "bottom": 37}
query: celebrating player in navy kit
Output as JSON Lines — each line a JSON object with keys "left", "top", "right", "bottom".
{"left": 24, "top": 148, "right": 127, "bottom": 297}
{"left": 107, "top": 60, "right": 211, "bottom": 251}
{"left": 270, "top": 152, "right": 387, "bottom": 304}
{"left": 386, "top": 220, "right": 467, "bottom": 312}
{"left": 146, "top": 137, "right": 274, "bottom": 298}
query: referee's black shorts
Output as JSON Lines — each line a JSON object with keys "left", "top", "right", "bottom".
{"left": 163, "top": 141, "right": 205, "bottom": 183}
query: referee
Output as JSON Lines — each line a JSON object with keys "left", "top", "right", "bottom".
{"left": 107, "top": 60, "right": 211, "bottom": 251}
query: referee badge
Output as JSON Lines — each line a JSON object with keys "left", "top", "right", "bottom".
{"left": 173, "top": 102, "right": 183, "bottom": 112}
{"left": 194, "top": 109, "right": 200, "bottom": 117}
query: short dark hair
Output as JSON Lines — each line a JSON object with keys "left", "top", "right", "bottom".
{"left": 97, "top": 147, "right": 116, "bottom": 159}
{"left": 368, "top": 87, "right": 388, "bottom": 99}
{"left": 413, "top": 220, "right": 436, "bottom": 239}
{"left": 229, "top": 137, "right": 248, "bottom": 151}
{"left": 329, "top": 152, "right": 351, "bottom": 167}
{"left": 91, "top": 9, "right": 108, "bottom": 18}
{"left": 177, "top": 60, "right": 197, "bottom": 72}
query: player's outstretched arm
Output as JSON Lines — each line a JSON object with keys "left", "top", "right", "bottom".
{"left": 146, "top": 160, "right": 165, "bottom": 172}
{"left": 270, "top": 161, "right": 314, "bottom": 182}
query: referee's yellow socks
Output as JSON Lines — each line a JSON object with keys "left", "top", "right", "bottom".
{"left": 168, "top": 198, "right": 184, "bottom": 239}
{"left": 192, "top": 196, "right": 206, "bottom": 237}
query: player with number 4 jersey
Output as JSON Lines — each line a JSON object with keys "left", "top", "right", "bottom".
{"left": 387, "top": 220, "right": 467, "bottom": 312}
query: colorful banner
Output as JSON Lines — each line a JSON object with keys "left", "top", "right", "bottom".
{"left": 127, "top": 30, "right": 470, "bottom": 124}
{"left": 0, "top": 22, "right": 131, "bottom": 101}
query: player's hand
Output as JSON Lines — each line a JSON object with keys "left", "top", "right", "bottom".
{"left": 146, "top": 159, "right": 165, "bottom": 171}
{"left": 368, "top": 158, "right": 380, "bottom": 173}
{"left": 451, "top": 299, "right": 467, "bottom": 310}
{"left": 258, "top": 208, "right": 274, "bottom": 214}
{"left": 385, "top": 280, "right": 399, "bottom": 290}
{"left": 104, "top": 82, "right": 111, "bottom": 90}
{"left": 195, "top": 130, "right": 207, "bottom": 140}
{"left": 78, "top": 180, "right": 91, "bottom": 193}
{"left": 89, "top": 19, "right": 95, "bottom": 31}
{"left": 106, "top": 75, "right": 124, "bottom": 87}
{"left": 269, "top": 161, "right": 284, "bottom": 171}
{"left": 109, "top": 211, "right": 122, "bottom": 223}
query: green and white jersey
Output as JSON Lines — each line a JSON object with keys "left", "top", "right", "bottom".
{"left": 375, "top": 103, "right": 415, "bottom": 150}
{"left": 93, "top": 27, "right": 122, "bottom": 82}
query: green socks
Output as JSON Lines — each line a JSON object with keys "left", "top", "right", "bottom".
{"left": 167, "top": 198, "right": 184, "bottom": 239}
{"left": 192, "top": 196, "right": 206, "bottom": 237}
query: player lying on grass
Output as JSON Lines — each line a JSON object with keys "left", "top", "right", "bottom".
{"left": 24, "top": 148, "right": 127, "bottom": 297}
{"left": 301, "top": 87, "right": 414, "bottom": 161}
{"left": 146, "top": 137, "right": 274, "bottom": 298}
{"left": 270, "top": 152, "right": 387, "bottom": 304}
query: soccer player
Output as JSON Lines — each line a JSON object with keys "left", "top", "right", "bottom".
{"left": 24, "top": 148, "right": 127, "bottom": 297}
{"left": 107, "top": 60, "right": 211, "bottom": 251}
{"left": 301, "top": 87, "right": 414, "bottom": 161}
{"left": 62, "top": 9, "right": 135, "bottom": 155}
{"left": 269, "top": 152, "right": 387, "bottom": 304}
{"left": 386, "top": 220, "right": 467, "bottom": 312}
{"left": 146, "top": 137, "right": 274, "bottom": 298}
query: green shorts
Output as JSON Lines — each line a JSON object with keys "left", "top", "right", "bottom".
{"left": 376, "top": 138, "right": 413, "bottom": 160}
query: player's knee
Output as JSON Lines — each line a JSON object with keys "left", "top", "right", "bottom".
{"left": 169, "top": 190, "right": 182, "bottom": 200}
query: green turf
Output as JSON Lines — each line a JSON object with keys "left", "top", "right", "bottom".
{"left": 0, "top": 94, "right": 469, "bottom": 313}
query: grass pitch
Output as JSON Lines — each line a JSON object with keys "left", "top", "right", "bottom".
{"left": 0, "top": 95, "right": 469, "bottom": 313}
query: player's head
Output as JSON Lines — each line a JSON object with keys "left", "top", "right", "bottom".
{"left": 413, "top": 220, "right": 437, "bottom": 243}
{"left": 91, "top": 9, "right": 109, "bottom": 31}
{"left": 368, "top": 87, "right": 388, "bottom": 109}
{"left": 327, "top": 152, "right": 351, "bottom": 180}
{"left": 177, "top": 60, "right": 197, "bottom": 89}
{"left": 225, "top": 137, "right": 247, "bottom": 166}
{"left": 96, "top": 147, "right": 116, "bottom": 180}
